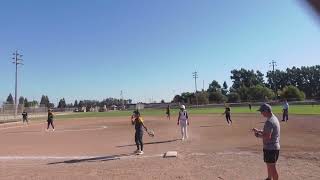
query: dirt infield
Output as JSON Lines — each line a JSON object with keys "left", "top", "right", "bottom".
{"left": 0, "top": 114, "right": 319, "bottom": 179}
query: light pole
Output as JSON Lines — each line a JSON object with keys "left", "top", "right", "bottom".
{"left": 12, "top": 50, "right": 23, "bottom": 117}
{"left": 192, "top": 71, "right": 199, "bottom": 107}
{"left": 269, "top": 60, "right": 277, "bottom": 96}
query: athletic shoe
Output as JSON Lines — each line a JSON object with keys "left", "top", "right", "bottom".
{"left": 134, "top": 149, "right": 139, "bottom": 153}
{"left": 138, "top": 151, "right": 144, "bottom": 155}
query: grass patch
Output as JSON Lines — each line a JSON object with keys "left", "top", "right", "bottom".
{"left": 56, "top": 105, "right": 320, "bottom": 119}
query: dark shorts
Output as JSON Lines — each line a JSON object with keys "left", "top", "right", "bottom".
{"left": 263, "top": 149, "right": 280, "bottom": 163}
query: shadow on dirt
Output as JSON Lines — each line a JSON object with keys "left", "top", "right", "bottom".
{"left": 116, "top": 139, "right": 180, "bottom": 148}
{"left": 47, "top": 153, "right": 135, "bottom": 165}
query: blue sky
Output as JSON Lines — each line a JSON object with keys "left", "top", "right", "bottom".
{"left": 1, "top": 0, "right": 320, "bottom": 105}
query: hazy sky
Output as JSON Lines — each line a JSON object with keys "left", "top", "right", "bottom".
{"left": 0, "top": 0, "right": 319, "bottom": 104}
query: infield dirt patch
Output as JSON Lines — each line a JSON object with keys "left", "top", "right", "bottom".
{"left": 0, "top": 114, "right": 319, "bottom": 179}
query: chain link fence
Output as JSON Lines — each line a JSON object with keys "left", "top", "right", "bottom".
{"left": 0, "top": 104, "right": 48, "bottom": 123}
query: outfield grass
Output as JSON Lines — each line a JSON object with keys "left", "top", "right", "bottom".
{"left": 56, "top": 105, "right": 320, "bottom": 119}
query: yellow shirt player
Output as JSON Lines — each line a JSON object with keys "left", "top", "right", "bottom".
{"left": 46, "top": 109, "right": 55, "bottom": 131}
{"left": 131, "top": 110, "right": 147, "bottom": 155}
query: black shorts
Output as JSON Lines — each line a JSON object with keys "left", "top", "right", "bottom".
{"left": 263, "top": 149, "right": 280, "bottom": 163}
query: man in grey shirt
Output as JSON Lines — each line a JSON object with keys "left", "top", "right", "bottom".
{"left": 252, "top": 103, "right": 280, "bottom": 180}
{"left": 282, "top": 99, "right": 289, "bottom": 122}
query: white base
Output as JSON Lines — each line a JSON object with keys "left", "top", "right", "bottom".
{"left": 164, "top": 151, "right": 178, "bottom": 158}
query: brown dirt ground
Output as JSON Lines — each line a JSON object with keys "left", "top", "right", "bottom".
{"left": 0, "top": 114, "right": 319, "bottom": 180}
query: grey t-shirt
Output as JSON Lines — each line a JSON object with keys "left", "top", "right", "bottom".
{"left": 263, "top": 114, "right": 280, "bottom": 150}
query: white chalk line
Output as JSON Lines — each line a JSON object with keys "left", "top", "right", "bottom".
{"left": 0, "top": 121, "right": 21, "bottom": 126}
{"left": 0, "top": 122, "right": 46, "bottom": 131}
{"left": 0, "top": 153, "right": 164, "bottom": 161}
{"left": 0, "top": 151, "right": 259, "bottom": 161}
{"left": 54, "top": 126, "right": 107, "bottom": 133}
{"left": 2, "top": 126, "right": 108, "bottom": 134}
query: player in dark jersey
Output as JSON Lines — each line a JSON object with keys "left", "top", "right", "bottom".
{"left": 46, "top": 109, "right": 55, "bottom": 131}
{"left": 166, "top": 105, "right": 171, "bottom": 120}
{"left": 131, "top": 110, "right": 148, "bottom": 155}
{"left": 22, "top": 111, "right": 28, "bottom": 124}
{"left": 223, "top": 105, "right": 232, "bottom": 125}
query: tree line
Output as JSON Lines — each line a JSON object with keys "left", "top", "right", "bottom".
{"left": 172, "top": 65, "right": 319, "bottom": 104}
{"left": 3, "top": 94, "right": 133, "bottom": 109}
{"left": 3, "top": 65, "right": 319, "bottom": 106}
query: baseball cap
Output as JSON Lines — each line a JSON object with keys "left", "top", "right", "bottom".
{"left": 180, "top": 105, "right": 186, "bottom": 109}
{"left": 257, "top": 103, "right": 272, "bottom": 112}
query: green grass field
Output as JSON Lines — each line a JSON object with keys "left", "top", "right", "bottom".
{"left": 56, "top": 105, "right": 320, "bottom": 119}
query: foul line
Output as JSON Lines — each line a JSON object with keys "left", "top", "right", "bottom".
{"left": 0, "top": 151, "right": 260, "bottom": 161}
{"left": 54, "top": 126, "right": 107, "bottom": 133}
{"left": 2, "top": 126, "right": 108, "bottom": 134}
{"left": 0, "top": 153, "right": 164, "bottom": 161}
{"left": 0, "top": 122, "right": 46, "bottom": 131}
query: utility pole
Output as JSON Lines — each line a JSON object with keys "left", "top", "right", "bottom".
{"left": 12, "top": 50, "right": 23, "bottom": 117}
{"left": 192, "top": 71, "right": 199, "bottom": 106}
{"left": 120, "top": 90, "right": 124, "bottom": 109}
{"left": 202, "top": 80, "right": 204, "bottom": 91}
{"left": 269, "top": 60, "right": 277, "bottom": 96}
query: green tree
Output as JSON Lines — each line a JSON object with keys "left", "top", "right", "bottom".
{"left": 181, "top": 92, "right": 194, "bottom": 104}
{"left": 248, "top": 85, "right": 275, "bottom": 102}
{"left": 266, "top": 65, "right": 320, "bottom": 98}
{"left": 222, "top": 81, "right": 228, "bottom": 96}
{"left": 19, "top": 96, "right": 24, "bottom": 104}
{"left": 172, "top": 95, "right": 183, "bottom": 103}
{"left": 29, "top": 100, "right": 38, "bottom": 107}
{"left": 209, "top": 91, "right": 227, "bottom": 103}
{"left": 194, "top": 91, "right": 209, "bottom": 105}
{"left": 58, "top": 98, "right": 67, "bottom": 108}
{"left": 230, "top": 69, "right": 264, "bottom": 90}
{"left": 78, "top": 101, "right": 84, "bottom": 108}
{"left": 40, "top": 95, "right": 50, "bottom": 107}
{"left": 74, "top": 100, "right": 78, "bottom": 107}
{"left": 207, "top": 80, "right": 221, "bottom": 92}
{"left": 279, "top": 85, "right": 305, "bottom": 101}
{"left": 227, "top": 92, "right": 241, "bottom": 103}
{"left": 48, "top": 103, "right": 55, "bottom": 108}
{"left": 24, "top": 98, "right": 29, "bottom": 107}
{"left": 266, "top": 69, "right": 288, "bottom": 93}
{"left": 6, "top": 93, "right": 14, "bottom": 104}
{"left": 237, "top": 86, "right": 250, "bottom": 101}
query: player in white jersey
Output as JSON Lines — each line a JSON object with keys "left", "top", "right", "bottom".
{"left": 177, "top": 105, "right": 189, "bottom": 141}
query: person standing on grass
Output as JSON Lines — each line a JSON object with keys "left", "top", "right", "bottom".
{"left": 131, "top": 110, "right": 148, "bottom": 155}
{"left": 177, "top": 105, "right": 189, "bottom": 141}
{"left": 282, "top": 99, "right": 289, "bottom": 122}
{"left": 223, "top": 104, "right": 232, "bottom": 125}
{"left": 22, "top": 110, "right": 28, "bottom": 124}
{"left": 46, "top": 109, "right": 55, "bottom": 131}
{"left": 252, "top": 103, "right": 280, "bottom": 180}
{"left": 249, "top": 103, "right": 252, "bottom": 111}
{"left": 166, "top": 105, "right": 171, "bottom": 120}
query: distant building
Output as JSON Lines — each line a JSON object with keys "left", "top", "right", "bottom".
{"left": 128, "top": 103, "right": 145, "bottom": 110}
{"left": 110, "top": 105, "right": 117, "bottom": 110}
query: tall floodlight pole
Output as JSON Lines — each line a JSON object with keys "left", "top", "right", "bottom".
{"left": 12, "top": 50, "right": 24, "bottom": 116}
{"left": 269, "top": 60, "right": 277, "bottom": 96}
{"left": 192, "top": 71, "right": 199, "bottom": 107}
